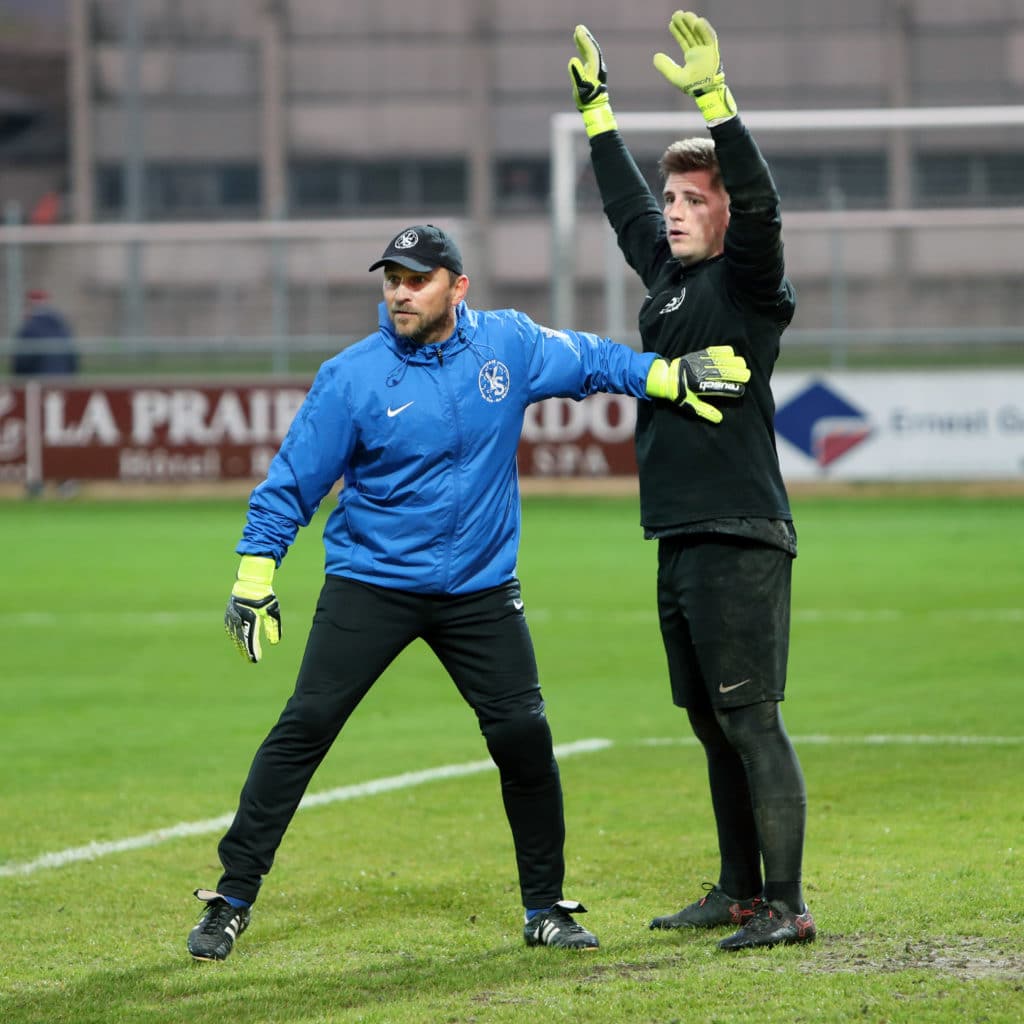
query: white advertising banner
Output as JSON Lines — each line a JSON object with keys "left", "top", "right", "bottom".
{"left": 772, "top": 371, "right": 1024, "bottom": 481}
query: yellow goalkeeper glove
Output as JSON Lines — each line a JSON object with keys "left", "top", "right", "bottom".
{"left": 653, "top": 11, "right": 737, "bottom": 125}
{"left": 645, "top": 346, "right": 750, "bottom": 424}
{"left": 224, "top": 555, "right": 281, "bottom": 663}
{"left": 568, "top": 24, "right": 619, "bottom": 138}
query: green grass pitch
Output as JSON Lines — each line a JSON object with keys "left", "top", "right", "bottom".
{"left": 1, "top": 492, "right": 1022, "bottom": 1023}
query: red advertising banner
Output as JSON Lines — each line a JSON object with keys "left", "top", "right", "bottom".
{"left": 519, "top": 390, "right": 638, "bottom": 476}
{"left": 0, "top": 385, "right": 29, "bottom": 484}
{"left": 0, "top": 380, "right": 638, "bottom": 485}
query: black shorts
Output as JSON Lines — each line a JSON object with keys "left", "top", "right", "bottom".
{"left": 656, "top": 534, "right": 793, "bottom": 710}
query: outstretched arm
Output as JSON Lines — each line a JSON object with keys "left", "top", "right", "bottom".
{"left": 645, "top": 348, "right": 750, "bottom": 425}
{"left": 519, "top": 312, "right": 750, "bottom": 425}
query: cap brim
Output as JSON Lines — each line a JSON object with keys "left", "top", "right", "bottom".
{"left": 368, "top": 255, "right": 435, "bottom": 273}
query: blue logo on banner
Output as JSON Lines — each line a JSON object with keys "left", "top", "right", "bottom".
{"left": 775, "top": 381, "right": 872, "bottom": 467}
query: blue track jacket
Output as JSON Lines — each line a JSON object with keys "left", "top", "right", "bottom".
{"left": 238, "top": 301, "right": 657, "bottom": 594}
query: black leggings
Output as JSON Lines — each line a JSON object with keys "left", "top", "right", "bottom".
{"left": 216, "top": 575, "right": 566, "bottom": 910}
{"left": 687, "top": 700, "right": 807, "bottom": 906}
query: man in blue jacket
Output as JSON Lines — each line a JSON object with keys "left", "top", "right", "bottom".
{"left": 186, "top": 223, "right": 750, "bottom": 961}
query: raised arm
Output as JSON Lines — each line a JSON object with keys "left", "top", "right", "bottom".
{"left": 653, "top": 11, "right": 792, "bottom": 318}
{"left": 567, "top": 25, "right": 669, "bottom": 287}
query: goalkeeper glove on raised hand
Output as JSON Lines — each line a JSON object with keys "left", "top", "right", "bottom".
{"left": 653, "top": 10, "right": 737, "bottom": 125}
{"left": 568, "top": 24, "right": 619, "bottom": 138}
{"left": 224, "top": 555, "right": 281, "bottom": 663}
{"left": 645, "top": 346, "right": 750, "bottom": 423}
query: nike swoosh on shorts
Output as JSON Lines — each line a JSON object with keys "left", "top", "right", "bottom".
{"left": 718, "top": 678, "right": 751, "bottom": 694}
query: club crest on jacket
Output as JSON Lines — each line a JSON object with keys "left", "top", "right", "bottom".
{"left": 478, "top": 359, "right": 511, "bottom": 402}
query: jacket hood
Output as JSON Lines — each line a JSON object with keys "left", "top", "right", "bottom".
{"left": 376, "top": 300, "right": 478, "bottom": 364}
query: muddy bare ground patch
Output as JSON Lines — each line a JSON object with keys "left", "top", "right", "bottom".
{"left": 567, "top": 938, "right": 1023, "bottom": 985}
{"left": 805, "top": 934, "right": 1024, "bottom": 980}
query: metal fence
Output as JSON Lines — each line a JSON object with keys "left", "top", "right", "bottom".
{"left": 3, "top": 105, "right": 1024, "bottom": 376}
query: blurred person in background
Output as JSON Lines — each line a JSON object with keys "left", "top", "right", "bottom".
{"left": 10, "top": 288, "right": 79, "bottom": 498}
{"left": 11, "top": 288, "right": 78, "bottom": 377}
{"left": 567, "top": 11, "right": 815, "bottom": 951}
{"left": 186, "top": 223, "right": 750, "bottom": 962}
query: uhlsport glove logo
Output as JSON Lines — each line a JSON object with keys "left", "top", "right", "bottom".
{"left": 698, "top": 378, "right": 744, "bottom": 395}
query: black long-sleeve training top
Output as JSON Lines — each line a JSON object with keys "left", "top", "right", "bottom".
{"left": 589, "top": 116, "right": 796, "bottom": 552}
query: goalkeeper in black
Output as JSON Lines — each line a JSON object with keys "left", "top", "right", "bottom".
{"left": 567, "top": 11, "right": 815, "bottom": 950}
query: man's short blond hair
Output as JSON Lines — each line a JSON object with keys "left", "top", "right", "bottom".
{"left": 659, "top": 138, "right": 723, "bottom": 191}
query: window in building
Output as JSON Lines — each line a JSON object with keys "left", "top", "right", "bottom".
{"left": 770, "top": 157, "right": 823, "bottom": 208}
{"left": 979, "top": 153, "right": 1024, "bottom": 203}
{"left": 495, "top": 159, "right": 549, "bottom": 210}
{"left": 571, "top": 152, "right": 889, "bottom": 213}
{"left": 96, "top": 165, "right": 123, "bottom": 212}
{"left": 358, "top": 162, "right": 405, "bottom": 207}
{"left": 420, "top": 160, "right": 467, "bottom": 207}
{"left": 289, "top": 158, "right": 468, "bottom": 215}
{"left": 219, "top": 164, "right": 260, "bottom": 207}
{"left": 149, "top": 165, "right": 218, "bottom": 213}
{"left": 95, "top": 162, "right": 260, "bottom": 219}
{"left": 291, "top": 160, "right": 343, "bottom": 210}
{"left": 915, "top": 151, "right": 1024, "bottom": 206}
{"left": 769, "top": 153, "right": 887, "bottom": 210}
{"left": 830, "top": 154, "right": 888, "bottom": 206}
{"left": 915, "top": 152, "right": 974, "bottom": 206}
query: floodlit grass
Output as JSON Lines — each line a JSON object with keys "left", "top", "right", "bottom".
{"left": 1, "top": 493, "right": 1022, "bottom": 1023}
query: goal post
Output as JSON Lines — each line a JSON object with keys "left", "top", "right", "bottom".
{"left": 550, "top": 105, "right": 1024, "bottom": 339}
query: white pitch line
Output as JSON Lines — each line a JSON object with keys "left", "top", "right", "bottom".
{"left": 1, "top": 733, "right": 1020, "bottom": 879}
{"left": 0, "top": 738, "right": 612, "bottom": 879}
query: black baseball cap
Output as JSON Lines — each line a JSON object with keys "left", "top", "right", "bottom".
{"left": 368, "top": 224, "right": 464, "bottom": 275}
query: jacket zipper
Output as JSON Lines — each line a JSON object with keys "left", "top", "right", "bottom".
{"left": 434, "top": 345, "right": 459, "bottom": 589}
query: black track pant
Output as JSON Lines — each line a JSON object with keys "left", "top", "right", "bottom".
{"left": 216, "top": 575, "right": 565, "bottom": 910}
{"left": 686, "top": 700, "right": 807, "bottom": 905}
{"left": 657, "top": 535, "right": 808, "bottom": 910}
